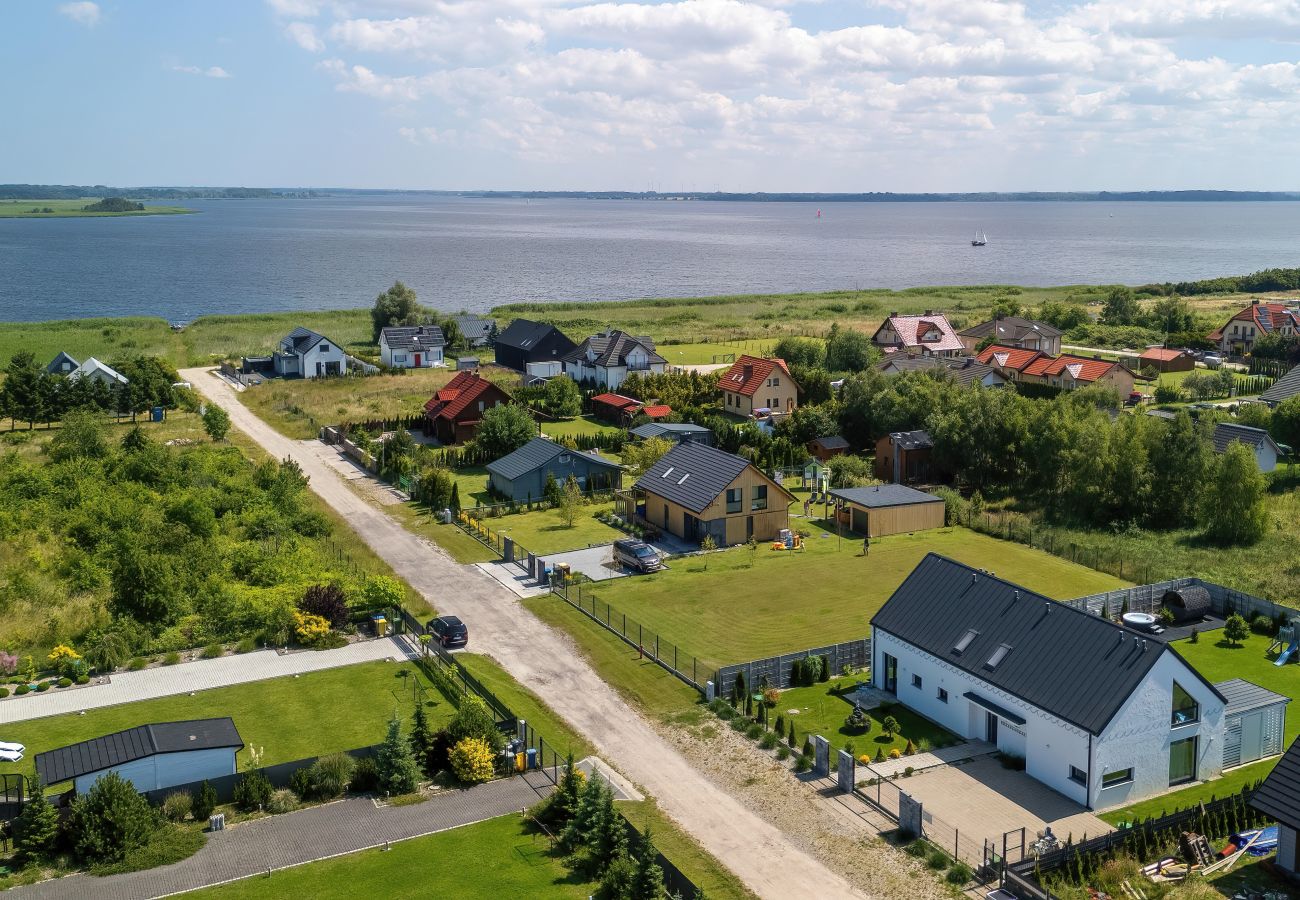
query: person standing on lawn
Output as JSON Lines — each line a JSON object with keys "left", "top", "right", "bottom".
{"left": 862, "top": 534, "right": 870, "bottom": 557}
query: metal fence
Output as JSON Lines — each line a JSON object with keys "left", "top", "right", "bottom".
{"left": 551, "top": 581, "right": 709, "bottom": 691}
{"left": 854, "top": 776, "right": 990, "bottom": 873}
{"left": 716, "top": 639, "right": 872, "bottom": 692}
{"left": 400, "top": 607, "right": 517, "bottom": 728}
{"left": 1066, "top": 577, "right": 1298, "bottom": 623}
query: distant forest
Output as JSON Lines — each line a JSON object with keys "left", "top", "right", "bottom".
{"left": 428, "top": 189, "right": 1300, "bottom": 202}
{"left": 0, "top": 184, "right": 322, "bottom": 200}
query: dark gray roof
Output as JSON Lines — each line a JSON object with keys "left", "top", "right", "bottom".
{"left": 630, "top": 422, "right": 711, "bottom": 439}
{"left": 1145, "top": 409, "right": 1177, "bottom": 421}
{"left": 46, "top": 351, "right": 80, "bottom": 374}
{"left": 810, "top": 435, "right": 850, "bottom": 450}
{"left": 635, "top": 442, "right": 754, "bottom": 513}
{"left": 888, "top": 429, "right": 933, "bottom": 451}
{"left": 1212, "top": 422, "right": 1279, "bottom": 455}
{"left": 486, "top": 436, "right": 620, "bottom": 482}
{"left": 563, "top": 330, "right": 665, "bottom": 368}
{"left": 879, "top": 355, "right": 1003, "bottom": 387}
{"left": 282, "top": 327, "right": 334, "bottom": 353}
{"left": 958, "top": 316, "right": 1062, "bottom": 341}
{"left": 381, "top": 325, "right": 445, "bottom": 351}
{"left": 35, "top": 718, "right": 243, "bottom": 786}
{"left": 1260, "top": 364, "right": 1300, "bottom": 406}
{"left": 1250, "top": 736, "right": 1300, "bottom": 828}
{"left": 453, "top": 315, "right": 496, "bottom": 342}
{"left": 496, "top": 318, "right": 566, "bottom": 351}
{"left": 1215, "top": 678, "right": 1291, "bottom": 717}
{"left": 830, "top": 484, "right": 942, "bottom": 508}
{"left": 871, "top": 554, "right": 1226, "bottom": 735}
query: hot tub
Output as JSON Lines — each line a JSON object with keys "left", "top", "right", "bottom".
{"left": 1122, "top": 612, "right": 1158, "bottom": 632}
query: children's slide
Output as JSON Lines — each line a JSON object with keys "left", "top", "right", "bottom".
{"left": 1274, "top": 640, "right": 1298, "bottom": 666}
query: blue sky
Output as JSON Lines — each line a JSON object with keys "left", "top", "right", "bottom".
{"left": 4, "top": 0, "right": 1300, "bottom": 191}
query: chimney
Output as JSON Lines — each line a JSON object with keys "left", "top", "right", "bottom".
{"left": 743, "top": 364, "right": 753, "bottom": 380}
{"left": 1252, "top": 299, "right": 1260, "bottom": 305}
{"left": 890, "top": 310, "right": 899, "bottom": 317}
{"left": 924, "top": 309, "right": 934, "bottom": 316}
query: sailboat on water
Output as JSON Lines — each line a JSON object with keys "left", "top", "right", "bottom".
{"left": 970, "top": 231, "right": 988, "bottom": 247}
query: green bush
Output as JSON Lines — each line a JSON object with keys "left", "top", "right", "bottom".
{"left": 75, "top": 674, "right": 89, "bottom": 685}
{"left": 1252, "top": 614, "right": 1277, "bottom": 636}
{"left": 36, "top": 681, "right": 50, "bottom": 692}
{"left": 947, "top": 862, "right": 973, "bottom": 884}
{"left": 203, "top": 643, "right": 224, "bottom": 659}
{"left": 795, "top": 753, "right": 813, "bottom": 773}
{"left": 266, "top": 789, "right": 297, "bottom": 815}
{"left": 236, "top": 637, "right": 258, "bottom": 654}
{"left": 759, "top": 732, "right": 778, "bottom": 750}
{"left": 904, "top": 839, "right": 928, "bottom": 858}
{"left": 161, "top": 791, "right": 192, "bottom": 823}
{"left": 128, "top": 657, "right": 148, "bottom": 671}
{"left": 192, "top": 781, "right": 217, "bottom": 822}
{"left": 745, "top": 723, "right": 763, "bottom": 740}
{"left": 0, "top": 687, "right": 8, "bottom": 698}
{"left": 351, "top": 757, "right": 380, "bottom": 793}
{"left": 15, "top": 684, "right": 29, "bottom": 695}
{"left": 307, "top": 753, "right": 356, "bottom": 799}
{"left": 730, "top": 717, "right": 749, "bottom": 733}
{"left": 926, "top": 849, "right": 949, "bottom": 870}
{"left": 233, "top": 771, "right": 273, "bottom": 812}
{"left": 776, "top": 746, "right": 791, "bottom": 760}
{"left": 1190, "top": 628, "right": 1199, "bottom": 643}
{"left": 162, "top": 652, "right": 181, "bottom": 666}
{"left": 289, "top": 767, "right": 313, "bottom": 800}
{"left": 57, "top": 677, "right": 72, "bottom": 688}
{"left": 71, "top": 771, "right": 158, "bottom": 864}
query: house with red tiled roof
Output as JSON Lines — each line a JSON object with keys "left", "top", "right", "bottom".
{"left": 423, "top": 371, "right": 514, "bottom": 444}
{"left": 871, "top": 312, "right": 964, "bottom": 357}
{"left": 975, "top": 344, "right": 1045, "bottom": 382}
{"left": 1020, "top": 354, "right": 1136, "bottom": 395}
{"left": 719, "top": 355, "right": 798, "bottom": 418}
{"left": 589, "top": 392, "right": 672, "bottom": 425}
{"left": 1209, "top": 300, "right": 1300, "bottom": 355}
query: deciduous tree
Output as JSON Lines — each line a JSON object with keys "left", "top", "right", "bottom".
{"left": 475, "top": 403, "right": 536, "bottom": 460}
{"left": 1201, "top": 442, "right": 1269, "bottom": 545}
{"left": 371, "top": 281, "right": 424, "bottom": 342}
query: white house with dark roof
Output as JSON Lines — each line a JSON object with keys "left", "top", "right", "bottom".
{"left": 872, "top": 554, "right": 1244, "bottom": 810}
{"left": 1212, "top": 422, "right": 1281, "bottom": 473}
{"left": 46, "top": 351, "right": 79, "bottom": 375}
{"left": 380, "top": 325, "right": 445, "bottom": 369}
{"left": 561, "top": 330, "right": 666, "bottom": 390}
{"left": 69, "top": 357, "right": 128, "bottom": 387}
{"left": 274, "top": 327, "right": 348, "bottom": 379}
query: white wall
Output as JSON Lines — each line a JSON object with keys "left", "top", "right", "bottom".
{"left": 75, "top": 748, "right": 238, "bottom": 794}
{"left": 301, "top": 341, "right": 347, "bottom": 379}
{"left": 1091, "top": 650, "right": 1224, "bottom": 810}
{"left": 383, "top": 343, "right": 442, "bottom": 369}
{"left": 872, "top": 629, "right": 1094, "bottom": 807}
{"left": 1257, "top": 442, "right": 1278, "bottom": 473}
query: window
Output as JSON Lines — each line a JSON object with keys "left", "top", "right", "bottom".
{"left": 1169, "top": 736, "right": 1198, "bottom": 786}
{"left": 478, "top": 401, "right": 485, "bottom": 413}
{"left": 1069, "top": 765, "right": 1087, "bottom": 787}
{"left": 769, "top": 376, "right": 779, "bottom": 387}
{"left": 985, "top": 644, "right": 1012, "bottom": 670}
{"left": 751, "top": 485, "right": 768, "bottom": 511}
{"left": 558, "top": 454, "right": 570, "bottom": 464}
{"left": 394, "top": 354, "right": 407, "bottom": 363}
{"left": 937, "top": 688, "right": 948, "bottom": 703}
{"left": 953, "top": 629, "right": 978, "bottom": 655}
{"left": 726, "top": 393, "right": 732, "bottom": 406}
{"left": 320, "top": 344, "right": 330, "bottom": 352}
{"left": 1171, "top": 682, "right": 1199, "bottom": 727}
{"left": 725, "top": 488, "right": 743, "bottom": 514}
{"left": 1101, "top": 768, "right": 1133, "bottom": 789}
{"left": 911, "top": 674, "right": 922, "bottom": 689}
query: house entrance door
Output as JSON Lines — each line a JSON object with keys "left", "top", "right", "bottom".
{"left": 414, "top": 353, "right": 422, "bottom": 367}
{"left": 746, "top": 516, "right": 754, "bottom": 540}
{"left": 684, "top": 514, "right": 700, "bottom": 542}
{"left": 986, "top": 712, "right": 999, "bottom": 746}
{"left": 882, "top": 654, "right": 897, "bottom": 693}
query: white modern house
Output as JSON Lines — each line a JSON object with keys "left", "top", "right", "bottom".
{"left": 871, "top": 555, "right": 1250, "bottom": 811}
{"left": 274, "top": 327, "right": 348, "bottom": 379}
{"left": 379, "top": 325, "right": 445, "bottom": 369}
{"left": 561, "top": 330, "right": 666, "bottom": 390}
{"left": 1212, "top": 422, "right": 1281, "bottom": 473}
{"left": 69, "top": 357, "right": 128, "bottom": 387}
{"left": 35, "top": 718, "right": 243, "bottom": 795}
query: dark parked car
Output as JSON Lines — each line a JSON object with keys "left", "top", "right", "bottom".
{"left": 613, "top": 538, "right": 663, "bottom": 573}
{"left": 428, "top": 615, "right": 469, "bottom": 648}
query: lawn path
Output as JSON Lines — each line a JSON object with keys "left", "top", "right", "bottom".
{"left": 182, "top": 367, "right": 863, "bottom": 900}
{"left": 0, "top": 640, "right": 411, "bottom": 726}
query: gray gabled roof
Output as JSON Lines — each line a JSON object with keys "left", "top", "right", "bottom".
{"left": 1261, "top": 364, "right": 1300, "bottom": 406}
{"left": 810, "top": 435, "right": 850, "bottom": 450}
{"left": 1250, "top": 736, "right": 1300, "bottom": 828}
{"left": 1215, "top": 678, "right": 1290, "bottom": 717}
{"left": 889, "top": 429, "right": 933, "bottom": 451}
{"left": 958, "top": 316, "right": 1063, "bottom": 341}
{"left": 1212, "top": 422, "right": 1280, "bottom": 456}
{"left": 35, "top": 717, "right": 243, "bottom": 786}
{"left": 486, "top": 436, "right": 621, "bottom": 482}
{"left": 381, "top": 325, "right": 445, "bottom": 351}
{"left": 830, "top": 484, "right": 942, "bottom": 509}
{"left": 46, "top": 351, "right": 80, "bottom": 374}
{"left": 635, "top": 442, "right": 754, "bottom": 513}
{"left": 630, "top": 422, "right": 712, "bottom": 439}
{"left": 871, "top": 554, "right": 1226, "bottom": 736}
{"left": 878, "top": 355, "right": 1004, "bottom": 387}
{"left": 453, "top": 315, "right": 496, "bottom": 342}
{"left": 282, "top": 327, "right": 336, "bottom": 354}
{"left": 70, "top": 357, "right": 128, "bottom": 385}
{"left": 496, "top": 318, "right": 566, "bottom": 351}
{"left": 563, "top": 330, "right": 665, "bottom": 368}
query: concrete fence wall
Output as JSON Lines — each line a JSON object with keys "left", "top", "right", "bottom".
{"left": 1067, "top": 578, "right": 1297, "bottom": 624}
{"left": 716, "top": 638, "right": 871, "bottom": 692}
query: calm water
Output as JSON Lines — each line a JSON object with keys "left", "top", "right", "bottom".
{"left": 2, "top": 195, "right": 1299, "bottom": 322}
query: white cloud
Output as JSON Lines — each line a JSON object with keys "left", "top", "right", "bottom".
{"left": 58, "top": 2, "right": 100, "bottom": 27}
{"left": 286, "top": 21, "right": 326, "bottom": 52}
{"left": 267, "top": 0, "right": 322, "bottom": 17}
{"left": 173, "top": 65, "right": 233, "bottom": 79}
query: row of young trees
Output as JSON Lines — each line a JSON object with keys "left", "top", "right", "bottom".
{"left": 1, "top": 352, "right": 183, "bottom": 429}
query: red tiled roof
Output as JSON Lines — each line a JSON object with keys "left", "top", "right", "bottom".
{"left": 720, "top": 355, "right": 793, "bottom": 397}
{"left": 876, "top": 314, "right": 964, "bottom": 353}
{"left": 1209, "top": 302, "right": 1300, "bottom": 340}
{"left": 640, "top": 404, "right": 671, "bottom": 419}
{"left": 424, "top": 371, "right": 504, "bottom": 421}
{"left": 591, "top": 392, "right": 641, "bottom": 410}
{"left": 1020, "top": 355, "right": 1055, "bottom": 378}
{"left": 1139, "top": 348, "right": 1185, "bottom": 362}
{"left": 1028, "top": 355, "right": 1119, "bottom": 383}
{"left": 976, "top": 345, "right": 1043, "bottom": 372}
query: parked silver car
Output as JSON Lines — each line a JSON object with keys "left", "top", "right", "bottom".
{"left": 613, "top": 538, "right": 663, "bottom": 573}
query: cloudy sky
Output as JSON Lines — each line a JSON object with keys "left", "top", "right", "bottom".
{"left": 6, "top": 0, "right": 1300, "bottom": 190}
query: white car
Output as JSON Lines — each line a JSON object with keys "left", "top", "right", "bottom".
{"left": 0, "top": 748, "right": 23, "bottom": 763}
{"left": 0, "top": 741, "right": 25, "bottom": 754}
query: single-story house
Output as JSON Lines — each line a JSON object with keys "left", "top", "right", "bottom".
{"left": 958, "top": 316, "right": 1063, "bottom": 356}
{"left": 872, "top": 312, "right": 964, "bottom": 357}
{"left": 561, "top": 330, "right": 666, "bottom": 390}
{"left": 1212, "top": 422, "right": 1281, "bottom": 472}
{"left": 828, "top": 484, "right": 945, "bottom": 537}
{"left": 1261, "top": 364, "right": 1300, "bottom": 408}
{"left": 423, "top": 371, "right": 515, "bottom": 445}
{"left": 807, "top": 435, "right": 850, "bottom": 461}
{"left": 35, "top": 718, "right": 243, "bottom": 795}
{"left": 590, "top": 392, "right": 644, "bottom": 425}
{"left": 1138, "top": 347, "right": 1195, "bottom": 373}
{"left": 274, "top": 328, "right": 348, "bottom": 379}
{"left": 629, "top": 422, "right": 714, "bottom": 446}
{"left": 1020, "top": 354, "right": 1137, "bottom": 396}
{"left": 69, "top": 357, "right": 128, "bottom": 387}
{"left": 872, "top": 554, "right": 1230, "bottom": 810}
{"left": 453, "top": 314, "right": 497, "bottom": 349}
{"left": 975, "top": 345, "right": 1045, "bottom": 383}
{"left": 46, "top": 351, "right": 79, "bottom": 375}
{"left": 1249, "top": 735, "right": 1300, "bottom": 878}
{"left": 1209, "top": 300, "right": 1300, "bottom": 356}
{"left": 877, "top": 355, "right": 1006, "bottom": 389}
{"left": 633, "top": 442, "right": 793, "bottom": 546}
{"left": 720, "top": 355, "right": 798, "bottom": 418}
{"left": 380, "top": 325, "right": 445, "bottom": 369}
{"left": 494, "top": 319, "right": 576, "bottom": 377}
{"left": 874, "top": 430, "right": 935, "bottom": 484}
{"left": 487, "top": 436, "right": 622, "bottom": 502}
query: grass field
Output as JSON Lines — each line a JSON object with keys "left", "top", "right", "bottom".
{"left": 585, "top": 521, "right": 1126, "bottom": 670}
{"left": 654, "top": 340, "right": 781, "bottom": 366}
{"left": 0, "top": 660, "right": 452, "bottom": 786}
{"left": 540, "top": 414, "right": 624, "bottom": 438}
{"left": 776, "top": 677, "right": 959, "bottom": 759}
{"left": 488, "top": 501, "right": 624, "bottom": 554}
{"left": 0, "top": 198, "right": 193, "bottom": 218}
{"left": 1099, "top": 629, "right": 1300, "bottom": 825}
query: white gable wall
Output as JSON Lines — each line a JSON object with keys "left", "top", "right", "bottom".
{"left": 300, "top": 340, "right": 347, "bottom": 379}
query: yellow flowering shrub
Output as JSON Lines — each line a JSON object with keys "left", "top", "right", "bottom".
{"left": 449, "top": 737, "right": 495, "bottom": 784}
{"left": 47, "top": 644, "right": 82, "bottom": 676}
{"left": 889, "top": 748, "right": 902, "bottom": 760}
{"left": 292, "top": 610, "right": 332, "bottom": 647}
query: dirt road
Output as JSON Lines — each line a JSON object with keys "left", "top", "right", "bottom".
{"left": 182, "top": 368, "right": 865, "bottom": 900}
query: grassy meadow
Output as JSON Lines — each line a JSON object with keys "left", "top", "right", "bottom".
{"left": 0, "top": 198, "right": 193, "bottom": 218}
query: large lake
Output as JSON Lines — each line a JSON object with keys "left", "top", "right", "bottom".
{"left": 2, "top": 196, "right": 1298, "bottom": 322}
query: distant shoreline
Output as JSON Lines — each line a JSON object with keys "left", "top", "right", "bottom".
{"left": 0, "top": 198, "right": 195, "bottom": 219}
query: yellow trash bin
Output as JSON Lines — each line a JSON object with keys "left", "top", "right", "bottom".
{"left": 371, "top": 615, "right": 388, "bottom": 637}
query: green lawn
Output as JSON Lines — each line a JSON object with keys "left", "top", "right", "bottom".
{"left": 774, "top": 677, "right": 960, "bottom": 760}
{"left": 587, "top": 522, "right": 1126, "bottom": 670}
{"left": 540, "top": 415, "right": 624, "bottom": 438}
{"left": 181, "top": 813, "right": 592, "bottom": 899}
{"left": 488, "top": 501, "right": 624, "bottom": 555}
{"left": 654, "top": 340, "right": 780, "bottom": 366}
{"left": 0, "top": 660, "right": 453, "bottom": 787}
{"left": 238, "top": 368, "right": 457, "bottom": 439}
{"left": 0, "top": 198, "right": 193, "bottom": 218}
{"left": 1100, "top": 630, "right": 1300, "bottom": 825}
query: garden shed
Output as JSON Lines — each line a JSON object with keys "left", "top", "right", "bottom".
{"left": 1161, "top": 586, "right": 1212, "bottom": 624}
{"left": 1215, "top": 679, "right": 1290, "bottom": 769}
{"left": 828, "top": 484, "right": 945, "bottom": 537}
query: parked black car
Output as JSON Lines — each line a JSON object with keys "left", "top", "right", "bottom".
{"left": 613, "top": 538, "right": 663, "bottom": 574}
{"left": 428, "top": 615, "right": 469, "bottom": 648}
